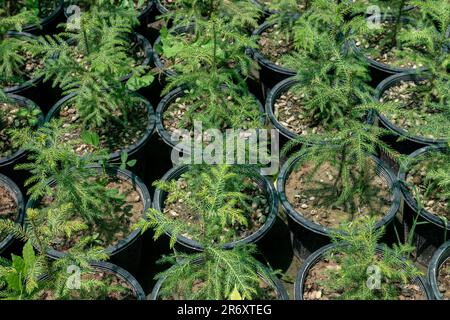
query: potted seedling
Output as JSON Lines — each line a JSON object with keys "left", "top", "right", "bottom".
{"left": 398, "top": 145, "right": 449, "bottom": 264}
{"left": 0, "top": 91, "right": 43, "bottom": 181}
{"left": 0, "top": 203, "right": 146, "bottom": 300}
{"left": 0, "top": 6, "right": 48, "bottom": 102}
{"left": 373, "top": 0, "right": 450, "bottom": 151}
{"left": 140, "top": 164, "right": 278, "bottom": 252}
{"left": 135, "top": 164, "right": 287, "bottom": 300}
{"left": 251, "top": 0, "right": 311, "bottom": 87}
{"left": 1, "top": 0, "right": 64, "bottom": 35}
{"left": 277, "top": 116, "right": 402, "bottom": 258}
{"left": 350, "top": 0, "right": 427, "bottom": 82}
{"left": 295, "top": 216, "right": 431, "bottom": 300}
{"left": 9, "top": 121, "right": 152, "bottom": 274}
{"left": 155, "top": 1, "right": 263, "bottom": 153}
{"left": 265, "top": 2, "right": 375, "bottom": 147}
{"left": 32, "top": 8, "right": 155, "bottom": 167}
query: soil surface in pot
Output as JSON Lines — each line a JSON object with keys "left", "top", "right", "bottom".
{"left": 0, "top": 40, "right": 44, "bottom": 88}
{"left": 355, "top": 20, "right": 419, "bottom": 69}
{"left": 1, "top": 0, "right": 59, "bottom": 19}
{"left": 0, "top": 100, "right": 41, "bottom": 158}
{"left": 379, "top": 80, "right": 447, "bottom": 140}
{"left": 57, "top": 101, "right": 148, "bottom": 155}
{"left": 405, "top": 157, "right": 449, "bottom": 220}
{"left": 257, "top": 25, "right": 294, "bottom": 67}
{"left": 0, "top": 184, "right": 18, "bottom": 241}
{"left": 438, "top": 258, "right": 450, "bottom": 300}
{"left": 160, "top": 276, "right": 278, "bottom": 300}
{"left": 163, "top": 177, "right": 270, "bottom": 244}
{"left": 163, "top": 95, "right": 261, "bottom": 140}
{"left": 303, "top": 255, "right": 425, "bottom": 300}
{"left": 274, "top": 89, "right": 328, "bottom": 135}
{"left": 39, "top": 269, "right": 137, "bottom": 300}
{"left": 285, "top": 161, "right": 392, "bottom": 229}
{"left": 43, "top": 175, "right": 144, "bottom": 252}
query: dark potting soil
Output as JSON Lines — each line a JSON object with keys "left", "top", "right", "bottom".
{"left": 161, "top": 276, "right": 278, "bottom": 300}
{"left": 0, "top": 184, "right": 18, "bottom": 241}
{"left": 0, "top": 101, "right": 40, "bottom": 158}
{"left": 163, "top": 177, "right": 270, "bottom": 244}
{"left": 0, "top": 44, "right": 44, "bottom": 88}
{"left": 44, "top": 176, "right": 144, "bottom": 252}
{"left": 303, "top": 255, "right": 425, "bottom": 300}
{"left": 58, "top": 102, "right": 147, "bottom": 155}
{"left": 355, "top": 21, "right": 419, "bottom": 69}
{"left": 1, "top": 0, "right": 59, "bottom": 19}
{"left": 39, "top": 270, "right": 137, "bottom": 300}
{"left": 405, "top": 158, "right": 449, "bottom": 220}
{"left": 257, "top": 25, "right": 294, "bottom": 67}
{"left": 380, "top": 80, "right": 448, "bottom": 140}
{"left": 438, "top": 259, "right": 450, "bottom": 300}
{"left": 274, "top": 90, "right": 328, "bottom": 135}
{"left": 285, "top": 161, "right": 392, "bottom": 229}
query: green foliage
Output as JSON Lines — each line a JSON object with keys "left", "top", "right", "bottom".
{"left": 155, "top": 244, "right": 273, "bottom": 300}
{"left": 156, "top": 0, "right": 262, "bottom": 131}
{"left": 30, "top": 7, "right": 153, "bottom": 128}
{"left": 136, "top": 164, "right": 276, "bottom": 300}
{"left": 394, "top": 0, "right": 450, "bottom": 139}
{"left": 284, "top": 111, "right": 401, "bottom": 216}
{"left": 0, "top": 6, "right": 40, "bottom": 87}
{"left": 163, "top": 0, "right": 261, "bottom": 31}
{"left": 10, "top": 121, "right": 125, "bottom": 225}
{"left": 320, "top": 216, "right": 423, "bottom": 300}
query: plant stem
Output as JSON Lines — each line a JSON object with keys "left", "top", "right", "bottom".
{"left": 83, "top": 29, "right": 90, "bottom": 55}
{"left": 333, "top": 144, "right": 347, "bottom": 197}
{"left": 391, "top": 0, "right": 406, "bottom": 48}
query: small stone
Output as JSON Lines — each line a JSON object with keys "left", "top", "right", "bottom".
{"left": 301, "top": 204, "right": 308, "bottom": 209}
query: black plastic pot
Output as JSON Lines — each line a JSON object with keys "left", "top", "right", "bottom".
{"left": 294, "top": 243, "right": 432, "bottom": 300}
{"left": 45, "top": 92, "right": 156, "bottom": 179}
{"left": 25, "top": 165, "right": 152, "bottom": 276}
{"left": 428, "top": 240, "right": 450, "bottom": 300}
{"left": 251, "top": 21, "right": 296, "bottom": 95}
{"left": 0, "top": 173, "right": 25, "bottom": 258}
{"left": 19, "top": 0, "right": 65, "bottom": 35}
{"left": 371, "top": 72, "right": 447, "bottom": 155}
{"left": 40, "top": 261, "right": 146, "bottom": 300}
{"left": 348, "top": 15, "right": 421, "bottom": 86}
{"left": 156, "top": 86, "right": 265, "bottom": 159}
{"left": 0, "top": 94, "right": 45, "bottom": 194}
{"left": 2, "top": 32, "right": 60, "bottom": 113}
{"left": 153, "top": 164, "right": 279, "bottom": 254}
{"left": 398, "top": 146, "right": 450, "bottom": 266}
{"left": 277, "top": 154, "right": 401, "bottom": 260}
{"left": 150, "top": 259, "right": 289, "bottom": 300}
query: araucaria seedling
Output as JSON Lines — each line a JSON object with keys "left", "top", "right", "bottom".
{"left": 136, "top": 165, "right": 278, "bottom": 300}
{"left": 158, "top": 0, "right": 262, "bottom": 132}
{"left": 305, "top": 216, "right": 423, "bottom": 300}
